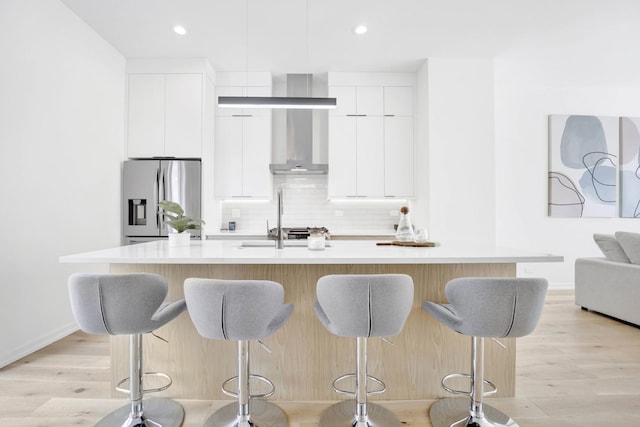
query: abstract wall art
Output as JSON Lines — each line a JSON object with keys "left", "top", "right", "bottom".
{"left": 620, "top": 117, "right": 640, "bottom": 218}
{"left": 548, "top": 115, "right": 619, "bottom": 217}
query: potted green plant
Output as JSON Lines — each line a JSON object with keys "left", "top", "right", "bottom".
{"left": 158, "top": 200, "right": 205, "bottom": 246}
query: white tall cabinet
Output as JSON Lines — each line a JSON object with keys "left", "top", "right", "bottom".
{"left": 214, "top": 72, "right": 272, "bottom": 199}
{"left": 328, "top": 73, "right": 415, "bottom": 198}
{"left": 126, "top": 60, "right": 215, "bottom": 159}
{"left": 383, "top": 86, "right": 414, "bottom": 197}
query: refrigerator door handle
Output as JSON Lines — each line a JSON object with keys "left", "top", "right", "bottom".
{"left": 159, "top": 165, "right": 166, "bottom": 231}
{"left": 155, "top": 167, "right": 160, "bottom": 229}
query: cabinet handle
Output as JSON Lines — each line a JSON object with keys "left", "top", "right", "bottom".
{"left": 231, "top": 114, "right": 252, "bottom": 117}
{"left": 384, "top": 114, "right": 395, "bottom": 117}
{"left": 346, "top": 195, "right": 367, "bottom": 198}
{"left": 346, "top": 114, "right": 368, "bottom": 117}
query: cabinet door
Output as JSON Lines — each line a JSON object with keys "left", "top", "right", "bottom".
{"left": 384, "top": 116, "right": 414, "bottom": 197}
{"left": 328, "top": 116, "right": 357, "bottom": 197}
{"left": 214, "top": 116, "right": 243, "bottom": 198}
{"left": 384, "top": 86, "right": 413, "bottom": 116}
{"left": 215, "top": 86, "right": 243, "bottom": 117}
{"left": 127, "top": 74, "right": 165, "bottom": 158}
{"left": 245, "top": 86, "right": 272, "bottom": 117}
{"left": 328, "top": 86, "right": 356, "bottom": 116}
{"left": 165, "top": 74, "right": 203, "bottom": 158}
{"left": 356, "top": 117, "right": 384, "bottom": 197}
{"left": 242, "top": 115, "right": 272, "bottom": 198}
{"left": 356, "top": 87, "right": 383, "bottom": 116}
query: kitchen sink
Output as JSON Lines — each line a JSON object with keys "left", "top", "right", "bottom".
{"left": 239, "top": 240, "right": 330, "bottom": 248}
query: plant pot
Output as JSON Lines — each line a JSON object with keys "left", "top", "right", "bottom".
{"left": 168, "top": 232, "right": 191, "bottom": 247}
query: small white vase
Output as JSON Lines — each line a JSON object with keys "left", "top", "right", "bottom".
{"left": 168, "top": 232, "right": 191, "bottom": 247}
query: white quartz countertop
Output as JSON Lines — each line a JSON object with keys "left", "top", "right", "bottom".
{"left": 59, "top": 240, "right": 563, "bottom": 265}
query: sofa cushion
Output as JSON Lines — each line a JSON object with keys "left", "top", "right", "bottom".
{"left": 594, "top": 234, "right": 631, "bottom": 263}
{"left": 614, "top": 231, "right": 640, "bottom": 264}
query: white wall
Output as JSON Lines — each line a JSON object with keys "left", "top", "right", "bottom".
{"left": 427, "top": 58, "right": 496, "bottom": 245}
{"left": 410, "top": 62, "right": 430, "bottom": 232}
{"left": 0, "top": 0, "right": 125, "bottom": 366}
{"left": 494, "top": 56, "right": 640, "bottom": 288}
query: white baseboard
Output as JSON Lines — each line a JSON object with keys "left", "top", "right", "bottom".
{"left": 0, "top": 323, "right": 79, "bottom": 368}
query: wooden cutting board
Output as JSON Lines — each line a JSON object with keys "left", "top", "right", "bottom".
{"left": 376, "top": 241, "right": 435, "bottom": 247}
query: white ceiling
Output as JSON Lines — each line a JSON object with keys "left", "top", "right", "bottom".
{"left": 60, "top": 0, "right": 640, "bottom": 74}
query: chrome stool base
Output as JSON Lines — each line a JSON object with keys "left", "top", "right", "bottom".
{"left": 318, "top": 400, "right": 403, "bottom": 427}
{"left": 204, "top": 399, "right": 288, "bottom": 427}
{"left": 429, "top": 397, "right": 518, "bottom": 427}
{"left": 95, "top": 397, "right": 184, "bottom": 427}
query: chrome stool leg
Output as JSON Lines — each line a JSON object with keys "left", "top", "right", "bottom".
{"left": 429, "top": 337, "right": 517, "bottom": 427}
{"left": 319, "top": 337, "right": 402, "bottom": 427}
{"left": 204, "top": 340, "right": 287, "bottom": 427}
{"left": 96, "top": 334, "right": 184, "bottom": 427}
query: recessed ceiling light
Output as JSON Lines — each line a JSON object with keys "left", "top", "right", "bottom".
{"left": 354, "top": 25, "right": 368, "bottom": 35}
{"left": 173, "top": 26, "right": 187, "bottom": 36}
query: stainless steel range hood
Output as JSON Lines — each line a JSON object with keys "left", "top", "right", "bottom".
{"left": 269, "top": 74, "right": 329, "bottom": 175}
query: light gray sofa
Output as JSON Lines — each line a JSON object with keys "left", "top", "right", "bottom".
{"left": 575, "top": 257, "right": 640, "bottom": 326}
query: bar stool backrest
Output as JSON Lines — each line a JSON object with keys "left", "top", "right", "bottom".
{"left": 68, "top": 273, "right": 169, "bottom": 335}
{"left": 315, "top": 274, "right": 414, "bottom": 338}
{"left": 184, "top": 279, "right": 293, "bottom": 341}
{"left": 444, "top": 277, "right": 548, "bottom": 338}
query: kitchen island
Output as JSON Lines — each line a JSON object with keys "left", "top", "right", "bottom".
{"left": 60, "top": 240, "right": 562, "bottom": 401}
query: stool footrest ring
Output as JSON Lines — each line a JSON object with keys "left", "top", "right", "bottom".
{"left": 441, "top": 373, "right": 497, "bottom": 397}
{"left": 331, "top": 373, "right": 387, "bottom": 397}
{"left": 221, "top": 374, "right": 275, "bottom": 399}
{"left": 115, "top": 371, "right": 172, "bottom": 395}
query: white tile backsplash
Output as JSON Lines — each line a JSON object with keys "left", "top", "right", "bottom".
{"left": 220, "top": 175, "right": 406, "bottom": 235}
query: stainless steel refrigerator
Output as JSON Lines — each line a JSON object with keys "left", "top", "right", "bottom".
{"left": 122, "top": 159, "right": 201, "bottom": 244}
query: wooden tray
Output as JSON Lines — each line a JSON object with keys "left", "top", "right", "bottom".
{"left": 376, "top": 241, "right": 435, "bottom": 247}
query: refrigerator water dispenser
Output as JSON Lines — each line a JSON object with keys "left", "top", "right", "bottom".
{"left": 128, "top": 199, "right": 147, "bottom": 226}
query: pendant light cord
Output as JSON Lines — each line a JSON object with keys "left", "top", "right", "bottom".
{"left": 306, "top": 0, "right": 309, "bottom": 68}
{"left": 246, "top": 0, "right": 249, "bottom": 87}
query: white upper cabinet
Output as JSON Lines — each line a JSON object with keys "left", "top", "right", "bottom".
{"left": 215, "top": 85, "right": 271, "bottom": 117}
{"left": 127, "top": 74, "right": 165, "bottom": 157}
{"left": 329, "top": 86, "right": 356, "bottom": 116}
{"left": 214, "top": 72, "right": 272, "bottom": 199}
{"left": 328, "top": 73, "right": 415, "bottom": 198}
{"left": 356, "top": 116, "right": 385, "bottom": 197}
{"left": 384, "top": 116, "right": 414, "bottom": 197}
{"left": 329, "top": 86, "right": 383, "bottom": 116}
{"left": 215, "top": 86, "right": 243, "bottom": 117}
{"left": 241, "top": 115, "right": 272, "bottom": 197}
{"left": 327, "top": 116, "right": 357, "bottom": 197}
{"left": 164, "top": 74, "right": 203, "bottom": 157}
{"left": 356, "top": 87, "right": 384, "bottom": 116}
{"left": 127, "top": 73, "right": 205, "bottom": 158}
{"left": 384, "top": 86, "right": 414, "bottom": 116}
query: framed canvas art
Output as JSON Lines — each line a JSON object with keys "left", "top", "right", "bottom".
{"left": 548, "top": 115, "right": 618, "bottom": 217}
{"left": 620, "top": 116, "right": 640, "bottom": 218}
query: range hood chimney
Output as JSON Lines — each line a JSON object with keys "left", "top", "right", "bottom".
{"left": 269, "top": 74, "right": 328, "bottom": 175}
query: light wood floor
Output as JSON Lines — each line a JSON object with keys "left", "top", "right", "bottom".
{"left": 1, "top": 290, "right": 639, "bottom": 426}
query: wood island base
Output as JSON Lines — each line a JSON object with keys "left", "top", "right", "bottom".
{"left": 109, "top": 262, "right": 516, "bottom": 401}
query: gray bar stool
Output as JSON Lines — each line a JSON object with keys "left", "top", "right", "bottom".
{"left": 184, "top": 278, "right": 293, "bottom": 427}
{"left": 314, "top": 274, "right": 414, "bottom": 427}
{"left": 422, "top": 277, "right": 548, "bottom": 427}
{"left": 68, "top": 273, "right": 187, "bottom": 427}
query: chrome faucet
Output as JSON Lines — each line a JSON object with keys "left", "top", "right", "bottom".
{"left": 276, "top": 187, "right": 284, "bottom": 249}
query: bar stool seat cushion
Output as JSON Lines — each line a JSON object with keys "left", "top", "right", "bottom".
{"left": 314, "top": 274, "right": 414, "bottom": 338}
{"left": 422, "top": 277, "right": 547, "bottom": 338}
{"left": 68, "top": 273, "right": 186, "bottom": 335}
{"left": 184, "top": 278, "right": 293, "bottom": 341}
